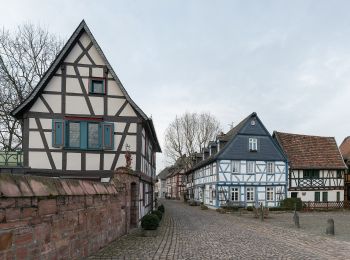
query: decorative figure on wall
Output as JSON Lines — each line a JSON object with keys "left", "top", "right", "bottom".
{"left": 125, "top": 144, "right": 132, "bottom": 169}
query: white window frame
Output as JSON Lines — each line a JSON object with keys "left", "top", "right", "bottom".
{"left": 247, "top": 161, "right": 255, "bottom": 173}
{"left": 266, "top": 162, "right": 274, "bottom": 174}
{"left": 246, "top": 187, "right": 254, "bottom": 201}
{"left": 249, "top": 138, "right": 258, "bottom": 151}
{"left": 232, "top": 161, "right": 240, "bottom": 173}
{"left": 266, "top": 187, "right": 274, "bottom": 201}
{"left": 231, "top": 187, "right": 239, "bottom": 201}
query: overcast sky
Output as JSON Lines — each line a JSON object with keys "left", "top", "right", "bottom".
{"left": 2, "top": 0, "right": 350, "bottom": 172}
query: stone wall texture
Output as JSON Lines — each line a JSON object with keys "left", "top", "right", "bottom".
{"left": 0, "top": 167, "right": 139, "bottom": 259}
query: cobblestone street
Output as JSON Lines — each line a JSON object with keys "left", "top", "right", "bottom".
{"left": 89, "top": 200, "right": 350, "bottom": 259}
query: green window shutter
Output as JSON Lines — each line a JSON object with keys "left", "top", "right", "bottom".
{"left": 315, "top": 192, "right": 320, "bottom": 202}
{"left": 102, "top": 122, "right": 114, "bottom": 150}
{"left": 322, "top": 192, "right": 328, "bottom": 202}
{"left": 52, "top": 120, "right": 64, "bottom": 147}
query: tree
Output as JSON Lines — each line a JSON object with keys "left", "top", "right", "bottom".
{"left": 0, "top": 23, "right": 63, "bottom": 150}
{"left": 164, "top": 112, "right": 221, "bottom": 168}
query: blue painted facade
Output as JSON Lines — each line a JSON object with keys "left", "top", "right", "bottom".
{"left": 187, "top": 112, "right": 288, "bottom": 208}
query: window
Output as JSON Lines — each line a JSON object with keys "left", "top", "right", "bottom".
{"left": 266, "top": 187, "right": 274, "bottom": 201}
{"left": 337, "top": 170, "right": 343, "bottom": 179}
{"left": 232, "top": 161, "right": 240, "bottom": 173}
{"left": 249, "top": 138, "right": 258, "bottom": 151}
{"left": 52, "top": 120, "right": 114, "bottom": 150}
{"left": 322, "top": 192, "right": 328, "bottom": 202}
{"left": 315, "top": 192, "right": 320, "bottom": 202}
{"left": 247, "top": 161, "right": 255, "bottom": 173}
{"left": 266, "top": 162, "right": 274, "bottom": 173}
{"left": 304, "top": 169, "right": 319, "bottom": 179}
{"left": 246, "top": 187, "right": 254, "bottom": 201}
{"left": 337, "top": 192, "right": 340, "bottom": 202}
{"left": 291, "top": 192, "right": 298, "bottom": 198}
{"left": 231, "top": 187, "right": 239, "bottom": 201}
{"left": 90, "top": 79, "right": 105, "bottom": 94}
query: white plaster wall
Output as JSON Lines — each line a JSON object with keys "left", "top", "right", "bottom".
{"left": 66, "top": 65, "right": 76, "bottom": 76}
{"left": 66, "top": 78, "right": 83, "bottom": 93}
{"left": 79, "top": 55, "right": 92, "bottom": 65}
{"left": 64, "top": 44, "right": 82, "bottom": 63}
{"left": 92, "top": 67, "right": 104, "bottom": 77}
{"left": 45, "top": 76, "right": 61, "bottom": 92}
{"left": 66, "top": 153, "right": 81, "bottom": 170}
{"left": 44, "top": 132, "right": 54, "bottom": 149}
{"left": 88, "top": 45, "right": 106, "bottom": 65}
{"left": 89, "top": 96, "right": 104, "bottom": 115}
{"left": 78, "top": 66, "right": 89, "bottom": 77}
{"left": 108, "top": 80, "right": 124, "bottom": 96}
{"left": 103, "top": 154, "right": 114, "bottom": 170}
{"left": 107, "top": 98, "right": 126, "bottom": 116}
{"left": 29, "top": 152, "right": 51, "bottom": 169}
{"left": 28, "top": 131, "right": 44, "bottom": 149}
{"left": 52, "top": 152, "right": 62, "bottom": 170}
{"left": 40, "top": 119, "right": 52, "bottom": 130}
{"left": 42, "top": 94, "right": 61, "bottom": 113}
{"left": 115, "top": 122, "right": 126, "bottom": 133}
{"left": 79, "top": 33, "right": 91, "bottom": 48}
{"left": 289, "top": 190, "right": 344, "bottom": 202}
{"left": 123, "top": 135, "right": 137, "bottom": 152}
{"left": 66, "top": 96, "right": 90, "bottom": 114}
{"left": 119, "top": 104, "right": 137, "bottom": 117}
{"left": 86, "top": 153, "right": 100, "bottom": 170}
{"left": 29, "top": 118, "right": 37, "bottom": 129}
{"left": 129, "top": 123, "right": 137, "bottom": 133}
{"left": 29, "top": 98, "right": 49, "bottom": 113}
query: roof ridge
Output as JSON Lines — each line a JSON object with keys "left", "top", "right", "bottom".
{"left": 274, "top": 131, "right": 335, "bottom": 139}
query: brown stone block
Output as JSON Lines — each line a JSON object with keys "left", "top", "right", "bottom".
{"left": 60, "top": 180, "right": 73, "bottom": 195}
{"left": 66, "top": 180, "right": 84, "bottom": 195}
{"left": 0, "top": 175, "right": 21, "bottom": 197}
{"left": 17, "top": 179, "right": 34, "bottom": 197}
{"left": 17, "top": 198, "right": 32, "bottom": 208}
{"left": 5, "top": 208, "right": 21, "bottom": 221}
{"left": 80, "top": 181, "right": 96, "bottom": 195}
{"left": 0, "top": 232, "right": 12, "bottom": 251}
{"left": 0, "top": 198, "right": 16, "bottom": 209}
{"left": 14, "top": 232, "right": 33, "bottom": 245}
{"left": 38, "top": 199, "right": 57, "bottom": 216}
{"left": 21, "top": 207, "right": 37, "bottom": 219}
{"left": 92, "top": 183, "right": 108, "bottom": 194}
{"left": 16, "top": 246, "right": 28, "bottom": 260}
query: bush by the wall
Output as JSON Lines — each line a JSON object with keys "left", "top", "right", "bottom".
{"left": 246, "top": 206, "right": 253, "bottom": 211}
{"left": 152, "top": 210, "right": 163, "bottom": 221}
{"left": 141, "top": 214, "right": 160, "bottom": 230}
{"left": 280, "top": 198, "right": 303, "bottom": 211}
{"left": 158, "top": 204, "right": 165, "bottom": 213}
{"left": 201, "top": 204, "right": 209, "bottom": 210}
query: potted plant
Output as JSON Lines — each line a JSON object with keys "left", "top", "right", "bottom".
{"left": 141, "top": 213, "right": 160, "bottom": 237}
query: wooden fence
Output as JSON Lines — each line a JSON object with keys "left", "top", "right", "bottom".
{"left": 303, "top": 201, "right": 350, "bottom": 210}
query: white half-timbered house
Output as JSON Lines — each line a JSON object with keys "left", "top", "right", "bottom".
{"left": 274, "top": 132, "right": 346, "bottom": 202}
{"left": 186, "top": 113, "right": 288, "bottom": 208}
{"left": 11, "top": 20, "right": 161, "bottom": 220}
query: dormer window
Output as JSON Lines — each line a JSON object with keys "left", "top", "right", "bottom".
{"left": 90, "top": 79, "right": 105, "bottom": 94}
{"left": 249, "top": 138, "right": 258, "bottom": 151}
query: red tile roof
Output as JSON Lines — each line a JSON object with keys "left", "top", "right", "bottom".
{"left": 340, "top": 136, "right": 350, "bottom": 162}
{"left": 274, "top": 131, "right": 346, "bottom": 169}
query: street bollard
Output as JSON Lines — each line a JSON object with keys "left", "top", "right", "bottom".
{"left": 293, "top": 210, "right": 300, "bottom": 228}
{"left": 260, "top": 203, "right": 264, "bottom": 222}
{"left": 326, "top": 218, "right": 335, "bottom": 235}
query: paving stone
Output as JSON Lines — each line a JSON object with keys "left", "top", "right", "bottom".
{"left": 88, "top": 201, "right": 350, "bottom": 259}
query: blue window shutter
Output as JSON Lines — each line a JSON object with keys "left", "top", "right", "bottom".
{"left": 80, "top": 121, "right": 87, "bottom": 149}
{"left": 52, "top": 120, "right": 64, "bottom": 147}
{"left": 103, "top": 123, "right": 114, "bottom": 150}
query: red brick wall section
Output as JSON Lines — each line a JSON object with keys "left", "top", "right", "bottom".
{"left": 0, "top": 167, "right": 139, "bottom": 260}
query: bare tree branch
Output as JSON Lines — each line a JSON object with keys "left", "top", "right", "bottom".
{"left": 0, "top": 23, "right": 63, "bottom": 150}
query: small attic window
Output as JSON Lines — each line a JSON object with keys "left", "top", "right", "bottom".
{"left": 251, "top": 119, "right": 256, "bottom": 126}
{"left": 90, "top": 79, "right": 105, "bottom": 94}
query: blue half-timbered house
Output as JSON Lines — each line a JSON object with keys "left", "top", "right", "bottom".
{"left": 186, "top": 112, "right": 288, "bottom": 208}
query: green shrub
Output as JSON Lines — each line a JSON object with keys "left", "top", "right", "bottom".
{"left": 280, "top": 198, "right": 303, "bottom": 211}
{"left": 158, "top": 204, "right": 165, "bottom": 213}
{"left": 246, "top": 206, "right": 253, "bottom": 211}
{"left": 141, "top": 214, "right": 160, "bottom": 230}
{"left": 216, "top": 208, "right": 226, "bottom": 214}
{"left": 201, "top": 204, "right": 209, "bottom": 210}
{"left": 222, "top": 206, "right": 240, "bottom": 211}
{"left": 152, "top": 210, "right": 163, "bottom": 221}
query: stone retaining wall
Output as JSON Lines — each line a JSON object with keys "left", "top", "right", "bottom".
{"left": 0, "top": 167, "right": 139, "bottom": 259}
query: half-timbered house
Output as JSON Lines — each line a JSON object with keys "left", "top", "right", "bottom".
{"left": 339, "top": 136, "right": 350, "bottom": 203}
{"left": 11, "top": 20, "right": 161, "bottom": 220}
{"left": 186, "top": 112, "right": 288, "bottom": 208}
{"left": 274, "top": 132, "right": 346, "bottom": 203}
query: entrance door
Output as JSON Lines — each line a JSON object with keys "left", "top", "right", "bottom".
{"left": 130, "top": 182, "right": 138, "bottom": 227}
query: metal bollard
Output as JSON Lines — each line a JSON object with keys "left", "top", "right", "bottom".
{"left": 326, "top": 218, "right": 335, "bottom": 235}
{"left": 293, "top": 210, "right": 300, "bottom": 228}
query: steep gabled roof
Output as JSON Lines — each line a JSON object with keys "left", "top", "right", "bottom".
{"left": 274, "top": 132, "right": 346, "bottom": 170}
{"left": 340, "top": 136, "right": 350, "bottom": 162}
{"left": 157, "top": 167, "right": 171, "bottom": 180}
{"left": 188, "top": 112, "right": 280, "bottom": 172}
{"left": 11, "top": 20, "right": 161, "bottom": 152}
